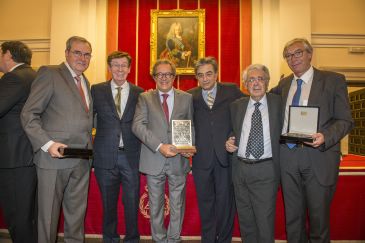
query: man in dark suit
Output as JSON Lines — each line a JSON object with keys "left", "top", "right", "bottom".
{"left": 226, "top": 64, "right": 281, "bottom": 243}
{"left": 91, "top": 51, "right": 143, "bottom": 243}
{"left": 21, "top": 36, "right": 93, "bottom": 243}
{"left": 0, "top": 41, "right": 37, "bottom": 243}
{"left": 132, "top": 59, "right": 194, "bottom": 243}
{"left": 271, "top": 38, "right": 354, "bottom": 242}
{"left": 187, "top": 57, "right": 243, "bottom": 243}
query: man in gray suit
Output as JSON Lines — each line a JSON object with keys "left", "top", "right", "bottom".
{"left": 132, "top": 59, "right": 194, "bottom": 243}
{"left": 21, "top": 36, "right": 93, "bottom": 243}
{"left": 271, "top": 38, "right": 354, "bottom": 242}
{"left": 226, "top": 64, "right": 281, "bottom": 243}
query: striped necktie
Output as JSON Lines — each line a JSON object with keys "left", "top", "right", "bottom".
{"left": 207, "top": 91, "right": 214, "bottom": 109}
{"left": 114, "top": 87, "right": 122, "bottom": 118}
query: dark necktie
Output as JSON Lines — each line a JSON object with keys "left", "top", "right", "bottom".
{"left": 75, "top": 76, "right": 88, "bottom": 112}
{"left": 162, "top": 94, "right": 169, "bottom": 123}
{"left": 114, "top": 87, "right": 122, "bottom": 118}
{"left": 287, "top": 78, "right": 304, "bottom": 149}
{"left": 245, "top": 102, "right": 264, "bottom": 159}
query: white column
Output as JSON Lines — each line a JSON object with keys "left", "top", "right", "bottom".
{"left": 49, "top": 0, "right": 107, "bottom": 84}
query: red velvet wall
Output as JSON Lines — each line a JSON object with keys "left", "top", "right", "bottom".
{"left": 108, "top": 0, "right": 251, "bottom": 91}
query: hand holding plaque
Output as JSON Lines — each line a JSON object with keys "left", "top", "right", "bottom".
{"left": 171, "top": 120, "right": 197, "bottom": 153}
{"left": 280, "top": 106, "right": 320, "bottom": 143}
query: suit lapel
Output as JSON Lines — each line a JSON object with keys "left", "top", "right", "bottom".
{"left": 235, "top": 98, "right": 249, "bottom": 146}
{"left": 267, "top": 94, "right": 277, "bottom": 144}
{"left": 122, "top": 83, "right": 136, "bottom": 120}
{"left": 104, "top": 81, "right": 119, "bottom": 119}
{"left": 153, "top": 89, "right": 169, "bottom": 127}
{"left": 58, "top": 63, "right": 89, "bottom": 113}
{"left": 308, "top": 68, "right": 323, "bottom": 106}
{"left": 281, "top": 75, "right": 293, "bottom": 122}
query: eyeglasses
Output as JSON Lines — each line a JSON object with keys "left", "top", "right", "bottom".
{"left": 70, "top": 50, "right": 92, "bottom": 59}
{"left": 246, "top": 76, "right": 267, "bottom": 83}
{"left": 154, "top": 72, "right": 175, "bottom": 79}
{"left": 110, "top": 63, "right": 129, "bottom": 69}
{"left": 284, "top": 50, "right": 304, "bottom": 61}
{"left": 196, "top": 71, "right": 215, "bottom": 80}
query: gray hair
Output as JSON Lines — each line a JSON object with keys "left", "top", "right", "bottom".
{"left": 283, "top": 38, "right": 313, "bottom": 58}
{"left": 65, "top": 36, "right": 92, "bottom": 52}
{"left": 151, "top": 59, "right": 176, "bottom": 77}
{"left": 194, "top": 56, "right": 218, "bottom": 75}
{"left": 242, "top": 64, "right": 270, "bottom": 82}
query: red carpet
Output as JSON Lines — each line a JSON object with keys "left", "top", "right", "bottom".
{"left": 1, "top": 155, "right": 365, "bottom": 240}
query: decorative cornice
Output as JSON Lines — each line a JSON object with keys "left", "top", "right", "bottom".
{"left": 0, "top": 38, "right": 50, "bottom": 52}
{"left": 311, "top": 33, "right": 365, "bottom": 48}
{"left": 320, "top": 66, "right": 365, "bottom": 85}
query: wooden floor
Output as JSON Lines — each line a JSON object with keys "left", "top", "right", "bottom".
{"left": 1, "top": 233, "right": 364, "bottom": 243}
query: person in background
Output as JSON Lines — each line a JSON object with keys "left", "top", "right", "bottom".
{"left": 91, "top": 51, "right": 143, "bottom": 243}
{"left": 0, "top": 40, "right": 37, "bottom": 243}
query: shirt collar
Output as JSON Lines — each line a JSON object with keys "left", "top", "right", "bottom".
{"left": 202, "top": 82, "right": 217, "bottom": 95}
{"left": 64, "top": 61, "right": 79, "bottom": 78}
{"left": 249, "top": 93, "right": 267, "bottom": 108}
{"left": 111, "top": 80, "right": 129, "bottom": 89}
{"left": 9, "top": 63, "right": 24, "bottom": 72}
{"left": 294, "top": 66, "right": 314, "bottom": 84}
{"left": 159, "top": 88, "right": 174, "bottom": 97}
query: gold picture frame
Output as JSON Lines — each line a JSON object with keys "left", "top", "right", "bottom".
{"left": 150, "top": 9, "right": 206, "bottom": 75}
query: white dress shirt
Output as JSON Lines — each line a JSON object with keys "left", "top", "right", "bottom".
{"left": 237, "top": 94, "right": 272, "bottom": 159}
{"left": 111, "top": 80, "right": 130, "bottom": 147}
{"left": 282, "top": 66, "right": 314, "bottom": 134}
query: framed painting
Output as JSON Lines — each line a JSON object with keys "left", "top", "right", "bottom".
{"left": 150, "top": 9, "right": 205, "bottom": 75}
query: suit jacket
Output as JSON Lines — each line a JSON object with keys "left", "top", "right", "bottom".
{"left": 271, "top": 68, "right": 354, "bottom": 185}
{"left": 188, "top": 82, "right": 243, "bottom": 169}
{"left": 21, "top": 62, "right": 94, "bottom": 169}
{"left": 132, "top": 88, "right": 194, "bottom": 176}
{"left": 91, "top": 81, "right": 143, "bottom": 169}
{"left": 0, "top": 64, "right": 36, "bottom": 168}
{"left": 229, "top": 93, "right": 282, "bottom": 179}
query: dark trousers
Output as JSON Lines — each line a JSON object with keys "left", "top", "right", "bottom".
{"left": 94, "top": 150, "right": 140, "bottom": 243}
{"left": 192, "top": 155, "right": 235, "bottom": 243}
{"left": 232, "top": 159, "right": 278, "bottom": 243}
{"left": 0, "top": 166, "right": 37, "bottom": 243}
{"left": 280, "top": 145, "right": 336, "bottom": 243}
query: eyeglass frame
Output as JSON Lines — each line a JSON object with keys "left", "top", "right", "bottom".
{"left": 110, "top": 63, "right": 130, "bottom": 69}
{"left": 69, "top": 50, "right": 92, "bottom": 59}
{"left": 196, "top": 71, "right": 215, "bottom": 80}
{"left": 154, "top": 72, "right": 175, "bottom": 79}
{"left": 284, "top": 49, "right": 305, "bottom": 61}
{"left": 246, "top": 76, "right": 268, "bottom": 84}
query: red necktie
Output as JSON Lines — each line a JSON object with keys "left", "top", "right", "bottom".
{"left": 75, "top": 76, "right": 89, "bottom": 112}
{"left": 161, "top": 94, "right": 169, "bottom": 123}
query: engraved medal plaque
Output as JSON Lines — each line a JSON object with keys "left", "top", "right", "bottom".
{"left": 280, "top": 106, "right": 320, "bottom": 143}
{"left": 171, "top": 120, "right": 196, "bottom": 153}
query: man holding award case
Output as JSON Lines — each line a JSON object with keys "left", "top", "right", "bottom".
{"left": 132, "top": 59, "right": 194, "bottom": 243}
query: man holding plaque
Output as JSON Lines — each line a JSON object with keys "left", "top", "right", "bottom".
{"left": 225, "top": 64, "right": 281, "bottom": 243}
{"left": 91, "top": 51, "right": 143, "bottom": 243}
{"left": 132, "top": 59, "right": 194, "bottom": 243}
{"left": 188, "top": 57, "right": 243, "bottom": 243}
{"left": 271, "top": 38, "right": 354, "bottom": 242}
{"left": 21, "top": 36, "right": 93, "bottom": 243}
